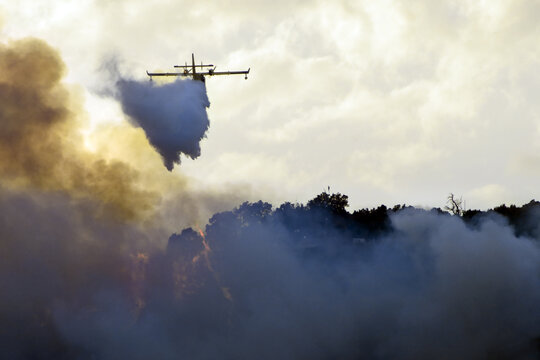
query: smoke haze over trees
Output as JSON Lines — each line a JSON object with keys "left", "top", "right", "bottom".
{"left": 2, "top": 187, "right": 540, "bottom": 359}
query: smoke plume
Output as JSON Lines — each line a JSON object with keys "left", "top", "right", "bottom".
{"left": 115, "top": 77, "right": 210, "bottom": 171}
{"left": 0, "top": 38, "right": 157, "bottom": 220}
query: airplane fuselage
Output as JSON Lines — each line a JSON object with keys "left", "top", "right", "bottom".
{"left": 191, "top": 53, "right": 206, "bottom": 83}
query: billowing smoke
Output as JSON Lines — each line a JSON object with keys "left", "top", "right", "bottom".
{"left": 144, "top": 202, "right": 540, "bottom": 360}
{"left": 1, "top": 38, "right": 539, "bottom": 360}
{"left": 0, "top": 38, "right": 157, "bottom": 220}
{"left": 2, "top": 191, "right": 540, "bottom": 359}
{"left": 115, "top": 77, "right": 210, "bottom": 171}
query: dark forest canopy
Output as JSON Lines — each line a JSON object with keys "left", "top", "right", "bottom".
{"left": 180, "top": 192, "right": 540, "bottom": 246}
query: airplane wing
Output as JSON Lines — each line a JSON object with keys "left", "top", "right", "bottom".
{"left": 146, "top": 71, "right": 189, "bottom": 77}
{"left": 198, "top": 68, "right": 251, "bottom": 76}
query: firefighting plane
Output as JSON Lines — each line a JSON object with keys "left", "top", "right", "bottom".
{"left": 146, "top": 53, "right": 250, "bottom": 83}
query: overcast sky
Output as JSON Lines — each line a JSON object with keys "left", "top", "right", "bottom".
{"left": 1, "top": 0, "right": 539, "bottom": 211}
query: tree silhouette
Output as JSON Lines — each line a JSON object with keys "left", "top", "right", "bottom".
{"left": 445, "top": 193, "right": 464, "bottom": 216}
{"left": 307, "top": 192, "right": 349, "bottom": 215}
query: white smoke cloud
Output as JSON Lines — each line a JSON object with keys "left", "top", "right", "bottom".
{"left": 116, "top": 78, "right": 210, "bottom": 171}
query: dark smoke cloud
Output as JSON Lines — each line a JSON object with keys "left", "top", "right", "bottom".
{"left": 0, "top": 38, "right": 157, "bottom": 220}
{"left": 2, "top": 193, "right": 539, "bottom": 359}
{"left": 115, "top": 77, "right": 210, "bottom": 171}
{"left": 0, "top": 186, "right": 155, "bottom": 359}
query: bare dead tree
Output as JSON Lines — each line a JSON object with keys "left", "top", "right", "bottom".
{"left": 445, "top": 193, "right": 464, "bottom": 216}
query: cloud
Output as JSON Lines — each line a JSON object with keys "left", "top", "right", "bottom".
{"left": 4, "top": 0, "right": 540, "bottom": 207}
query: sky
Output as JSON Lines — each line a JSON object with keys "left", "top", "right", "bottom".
{"left": 1, "top": 0, "right": 540, "bottom": 211}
